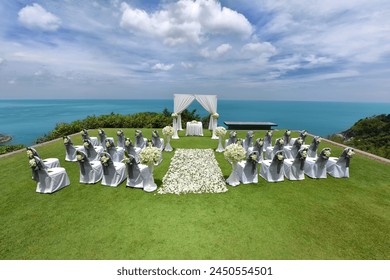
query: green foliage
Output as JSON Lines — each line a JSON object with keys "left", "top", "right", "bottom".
{"left": 0, "top": 144, "right": 25, "bottom": 155}
{"left": 329, "top": 114, "right": 390, "bottom": 159}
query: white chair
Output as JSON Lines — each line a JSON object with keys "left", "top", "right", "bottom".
{"left": 100, "top": 153, "right": 126, "bottom": 187}
{"left": 236, "top": 151, "right": 259, "bottom": 184}
{"left": 76, "top": 151, "right": 103, "bottom": 184}
{"left": 260, "top": 150, "right": 285, "bottom": 182}
{"left": 263, "top": 131, "right": 273, "bottom": 152}
{"left": 290, "top": 130, "right": 308, "bottom": 146}
{"left": 124, "top": 154, "right": 149, "bottom": 188}
{"left": 63, "top": 136, "right": 84, "bottom": 162}
{"left": 225, "top": 131, "right": 237, "bottom": 148}
{"left": 326, "top": 147, "right": 354, "bottom": 178}
{"left": 304, "top": 148, "right": 331, "bottom": 179}
{"left": 98, "top": 129, "right": 114, "bottom": 147}
{"left": 83, "top": 139, "right": 104, "bottom": 161}
{"left": 81, "top": 128, "right": 99, "bottom": 147}
{"left": 152, "top": 130, "right": 165, "bottom": 150}
{"left": 116, "top": 130, "right": 125, "bottom": 148}
{"left": 283, "top": 147, "right": 308, "bottom": 180}
{"left": 105, "top": 138, "right": 125, "bottom": 163}
{"left": 124, "top": 138, "right": 141, "bottom": 163}
{"left": 284, "top": 137, "right": 303, "bottom": 159}
{"left": 307, "top": 136, "right": 322, "bottom": 159}
{"left": 243, "top": 131, "right": 254, "bottom": 151}
{"left": 247, "top": 138, "right": 264, "bottom": 163}
{"left": 265, "top": 138, "right": 284, "bottom": 160}
{"left": 27, "top": 147, "right": 60, "bottom": 168}
{"left": 29, "top": 156, "right": 70, "bottom": 194}
{"left": 135, "top": 130, "right": 147, "bottom": 149}
{"left": 283, "top": 130, "right": 292, "bottom": 147}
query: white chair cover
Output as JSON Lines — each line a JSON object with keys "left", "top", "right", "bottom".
{"left": 125, "top": 155, "right": 149, "bottom": 188}
{"left": 98, "top": 129, "right": 107, "bottom": 146}
{"left": 304, "top": 148, "right": 331, "bottom": 179}
{"left": 247, "top": 138, "right": 264, "bottom": 163}
{"left": 283, "top": 130, "right": 292, "bottom": 147}
{"left": 263, "top": 131, "right": 273, "bottom": 152}
{"left": 152, "top": 130, "right": 165, "bottom": 150}
{"left": 27, "top": 147, "right": 60, "bottom": 168}
{"left": 243, "top": 131, "right": 254, "bottom": 151}
{"left": 106, "top": 138, "right": 125, "bottom": 163}
{"left": 124, "top": 138, "right": 141, "bottom": 163}
{"left": 101, "top": 153, "right": 126, "bottom": 187}
{"left": 326, "top": 147, "right": 354, "bottom": 178}
{"left": 284, "top": 137, "right": 303, "bottom": 159}
{"left": 117, "top": 130, "right": 125, "bottom": 148}
{"left": 283, "top": 147, "right": 307, "bottom": 180}
{"left": 77, "top": 151, "right": 103, "bottom": 184}
{"left": 83, "top": 139, "right": 103, "bottom": 161}
{"left": 64, "top": 136, "right": 84, "bottom": 162}
{"left": 236, "top": 151, "right": 259, "bottom": 184}
{"left": 260, "top": 151, "right": 285, "bottom": 182}
{"left": 135, "top": 130, "right": 147, "bottom": 149}
{"left": 225, "top": 131, "right": 237, "bottom": 148}
{"left": 265, "top": 138, "right": 284, "bottom": 160}
{"left": 307, "top": 136, "right": 321, "bottom": 159}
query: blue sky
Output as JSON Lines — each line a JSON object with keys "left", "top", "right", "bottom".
{"left": 1, "top": 0, "right": 390, "bottom": 101}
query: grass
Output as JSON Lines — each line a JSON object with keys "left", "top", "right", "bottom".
{"left": 0, "top": 128, "right": 389, "bottom": 260}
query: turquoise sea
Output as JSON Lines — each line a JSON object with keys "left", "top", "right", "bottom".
{"left": 1, "top": 99, "right": 389, "bottom": 146}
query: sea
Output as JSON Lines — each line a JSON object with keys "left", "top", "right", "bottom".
{"left": 1, "top": 99, "right": 389, "bottom": 146}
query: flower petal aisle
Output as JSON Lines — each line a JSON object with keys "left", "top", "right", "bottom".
{"left": 158, "top": 149, "right": 228, "bottom": 194}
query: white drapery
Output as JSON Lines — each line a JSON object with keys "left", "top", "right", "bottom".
{"left": 172, "top": 94, "right": 218, "bottom": 139}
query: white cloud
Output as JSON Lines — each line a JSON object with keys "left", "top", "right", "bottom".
{"left": 200, "top": 43, "right": 232, "bottom": 58}
{"left": 215, "top": 44, "right": 232, "bottom": 55}
{"left": 181, "top": 62, "right": 194, "bottom": 68}
{"left": 120, "top": 0, "right": 252, "bottom": 45}
{"left": 152, "top": 63, "right": 174, "bottom": 71}
{"left": 241, "top": 42, "right": 277, "bottom": 61}
{"left": 18, "top": 3, "right": 61, "bottom": 31}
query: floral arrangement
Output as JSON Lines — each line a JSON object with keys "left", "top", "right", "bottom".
{"left": 139, "top": 146, "right": 161, "bottom": 165}
{"left": 76, "top": 152, "right": 85, "bottom": 162}
{"left": 299, "top": 149, "right": 308, "bottom": 159}
{"left": 285, "top": 130, "right": 291, "bottom": 135}
{"left": 98, "top": 129, "right": 104, "bottom": 135}
{"left": 83, "top": 141, "right": 90, "bottom": 149}
{"left": 212, "top": 113, "right": 219, "bottom": 119}
{"left": 323, "top": 149, "right": 331, "bottom": 158}
{"left": 171, "top": 113, "right": 178, "bottom": 118}
{"left": 266, "top": 130, "right": 272, "bottom": 137}
{"left": 100, "top": 154, "right": 110, "bottom": 167}
{"left": 347, "top": 149, "right": 355, "bottom": 157}
{"left": 301, "top": 130, "right": 308, "bottom": 136}
{"left": 117, "top": 130, "right": 123, "bottom": 136}
{"left": 297, "top": 138, "right": 303, "bottom": 145}
{"left": 162, "top": 126, "right": 174, "bottom": 136}
{"left": 81, "top": 129, "right": 86, "bottom": 136}
{"left": 215, "top": 127, "right": 227, "bottom": 137}
{"left": 191, "top": 120, "right": 198, "bottom": 123}
{"left": 278, "top": 138, "right": 284, "bottom": 145}
{"left": 105, "top": 140, "right": 114, "bottom": 148}
{"left": 125, "top": 137, "right": 132, "bottom": 146}
{"left": 29, "top": 158, "right": 37, "bottom": 168}
{"left": 250, "top": 153, "right": 258, "bottom": 161}
{"left": 277, "top": 153, "right": 284, "bottom": 161}
{"left": 26, "top": 149, "right": 34, "bottom": 159}
{"left": 122, "top": 152, "right": 131, "bottom": 164}
{"left": 63, "top": 136, "right": 70, "bottom": 144}
{"left": 224, "top": 143, "right": 246, "bottom": 163}
{"left": 258, "top": 139, "right": 264, "bottom": 146}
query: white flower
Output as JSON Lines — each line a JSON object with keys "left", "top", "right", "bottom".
{"left": 224, "top": 143, "right": 246, "bottom": 163}
{"left": 162, "top": 126, "right": 174, "bottom": 136}
{"left": 267, "top": 131, "right": 272, "bottom": 136}
{"left": 98, "top": 129, "right": 104, "bottom": 135}
{"left": 259, "top": 140, "right": 264, "bottom": 146}
{"left": 139, "top": 146, "right": 161, "bottom": 165}
{"left": 117, "top": 130, "right": 123, "bottom": 136}
{"left": 63, "top": 137, "right": 69, "bottom": 144}
{"left": 286, "top": 130, "right": 291, "bottom": 135}
{"left": 27, "top": 150, "right": 33, "bottom": 158}
{"left": 250, "top": 153, "right": 257, "bottom": 161}
{"left": 212, "top": 113, "right": 219, "bottom": 119}
{"left": 279, "top": 139, "right": 284, "bottom": 145}
{"left": 100, "top": 155, "right": 110, "bottom": 166}
{"left": 324, "top": 150, "right": 331, "bottom": 157}
{"left": 171, "top": 113, "right": 178, "bottom": 118}
{"left": 277, "top": 154, "right": 284, "bottom": 161}
{"left": 215, "top": 127, "right": 227, "bottom": 137}
{"left": 125, "top": 138, "right": 131, "bottom": 146}
{"left": 347, "top": 150, "right": 355, "bottom": 157}
{"left": 301, "top": 151, "right": 307, "bottom": 158}
{"left": 191, "top": 120, "right": 198, "bottom": 123}
{"left": 317, "top": 138, "right": 322, "bottom": 143}
{"left": 302, "top": 131, "right": 307, "bottom": 136}
{"left": 83, "top": 142, "right": 90, "bottom": 148}
{"left": 122, "top": 157, "right": 131, "bottom": 164}
{"left": 29, "top": 158, "right": 37, "bottom": 167}
{"left": 105, "top": 141, "right": 111, "bottom": 148}
{"left": 297, "top": 138, "right": 303, "bottom": 145}
{"left": 76, "top": 154, "right": 84, "bottom": 162}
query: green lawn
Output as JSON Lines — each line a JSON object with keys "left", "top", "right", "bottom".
{"left": 0, "top": 128, "right": 389, "bottom": 260}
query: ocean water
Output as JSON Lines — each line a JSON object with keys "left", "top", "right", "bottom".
{"left": 1, "top": 99, "right": 389, "bottom": 146}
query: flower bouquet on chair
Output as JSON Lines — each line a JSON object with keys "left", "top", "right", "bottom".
{"left": 162, "top": 126, "right": 174, "bottom": 152}
{"left": 224, "top": 143, "right": 246, "bottom": 186}
{"left": 215, "top": 126, "right": 227, "bottom": 152}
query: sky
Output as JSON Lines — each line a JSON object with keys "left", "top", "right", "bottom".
{"left": 0, "top": 0, "right": 390, "bottom": 101}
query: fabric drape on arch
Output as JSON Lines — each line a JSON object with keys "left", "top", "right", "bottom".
{"left": 172, "top": 94, "right": 218, "bottom": 139}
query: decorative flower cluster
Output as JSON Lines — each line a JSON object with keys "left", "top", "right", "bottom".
{"left": 297, "top": 138, "right": 303, "bottom": 145}
{"left": 171, "top": 113, "right": 178, "bottom": 118}
{"left": 347, "top": 149, "right": 355, "bottom": 157}
{"left": 277, "top": 138, "right": 285, "bottom": 145}
{"left": 224, "top": 143, "right": 246, "bottom": 163}
{"left": 100, "top": 154, "right": 110, "bottom": 166}
{"left": 299, "top": 149, "right": 308, "bottom": 159}
{"left": 117, "top": 130, "right": 123, "bottom": 136}
{"left": 323, "top": 149, "right": 331, "bottom": 158}
{"left": 159, "top": 149, "right": 227, "bottom": 195}
{"left": 139, "top": 146, "right": 161, "bottom": 165}
{"left": 266, "top": 130, "right": 272, "bottom": 136}
{"left": 191, "top": 120, "right": 198, "bottom": 123}
{"left": 63, "top": 136, "right": 70, "bottom": 144}
{"left": 162, "top": 126, "right": 174, "bottom": 136}
{"left": 285, "top": 130, "right": 291, "bottom": 135}
{"left": 29, "top": 158, "right": 37, "bottom": 168}
{"left": 26, "top": 150, "right": 34, "bottom": 159}
{"left": 81, "top": 130, "right": 86, "bottom": 136}
{"left": 76, "top": 152, "right": 85, "bottom": 162}
{"left": 215, "top": 126, "right": 227, "bottom": 137}
{"left": 212, "top": 113, "right": 219, "bottom": 119}
{"left": 125, "top": 138, "right": 132, "bottom": 146}
{"left": 83, "top": 141, "right": 90, "bottom": 148}
{"left": 98, "top": 129, "right": 104, "bottom": 135}
{"left": 277, "top": 153, "right": 284, "bottom": 161}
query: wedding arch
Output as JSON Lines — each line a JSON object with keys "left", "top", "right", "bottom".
{"left": 172, "top": 94, "right": 219, "bottom": 139}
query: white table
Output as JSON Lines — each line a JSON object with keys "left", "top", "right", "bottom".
{"left": 186, "top": 122, "right": 203, "bottom": 136}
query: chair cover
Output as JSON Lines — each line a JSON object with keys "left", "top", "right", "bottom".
{"left": 81, "top": 129, "right": 99, "bottom": 146}
{"left": 76, "top": 151, "right": 103, "bottom": 184}
{"left": 135, "top": 130, "right": 146, "bottom": 149}
{"left": 124, "top": 154, "right": 149, "bottom": 188}
{"left": 29, "top": 156, "right": 70, "bottom": 194}
{"left": 243, "top": 131, "right": 254, "bottom": 151}
{"left": 247, "top": 138, "right": 264, "bottom": 163}
{"left": 83, "top": 139, "right": 103, "bottom": 161}
{"left": 304, "top": 148, "right": 331, "bottom": 179}
{"left": 326, "top": 147, "right": 354, "bottom": 178}
{"left": 152, "top": 130, "right": 165, "bottom": 150}
{"left": 263, "top": 130, "right": 273, "bottom": 152}
{"left": 307, "top": 136, "right": 321, "bottom": 159}
{"left": 27, "top": 147, "right": 60, "bottom": 168}
{"left": 236, "top": 151, "right": 259, "bottom": 184}
{"left": 225, "top": 131, "right": 237, "bottom": 148}
{"left": 100, "top": 153, "right": 126, "bottom": 187}
{"left": 284, "top": 137, "right": 303, "bottom": 159}
{"left": 283, "top": 130, "right": 292, "bottom": 147}
{"left": 265, "top": 138, "right": 284, "bottom": 160}
{"left": 117, "top": 130, "right": 125, "bottom": 148}
{"left": 124, "top": 138, "right": 141, "bottom": 163}
{"left": 63, "top": 136, "right": 84, "bottom": 162}
{"left": 300, "top": 130, "right": 308, "bottom": 144}
{"left": 106, "top": 138, "right": 125, "bottom": 163}
{"left": 98, "top": 129, "right": 113, "bottom": 147}
{"left": 283, "top": 147, "right": 308, "bottom": 180}
{"left": 260, "top": 151, "right": 285, "bottom": 182}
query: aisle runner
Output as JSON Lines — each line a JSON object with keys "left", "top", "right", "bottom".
{"left": 158, "top": 149, "right": 228, "bottom": 195}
